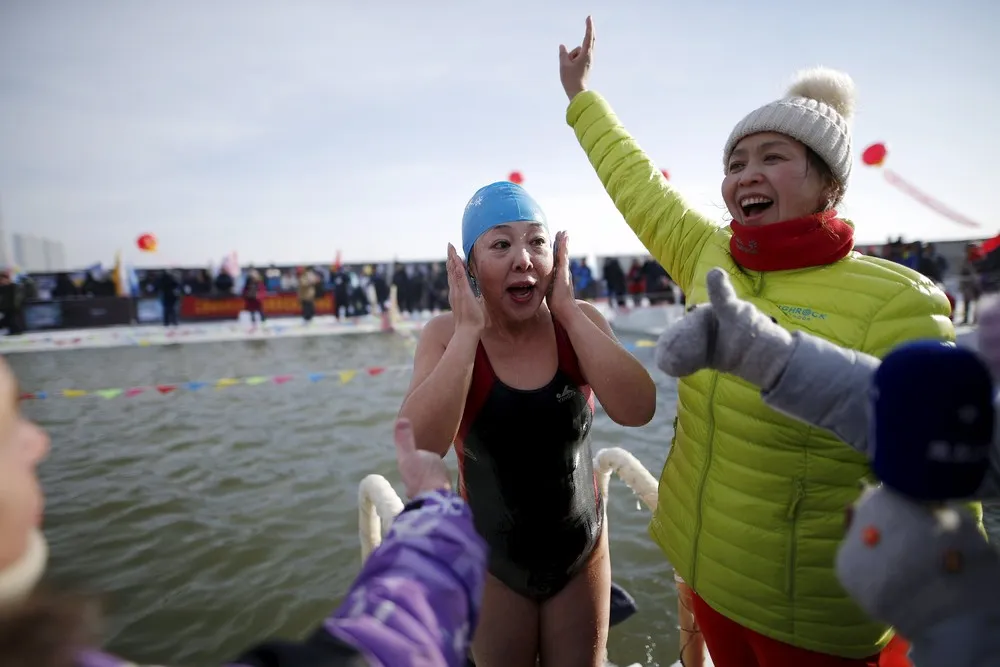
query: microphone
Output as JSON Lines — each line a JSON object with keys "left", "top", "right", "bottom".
{"left": 870, "top": 340, "right": 994, "bottom": 501}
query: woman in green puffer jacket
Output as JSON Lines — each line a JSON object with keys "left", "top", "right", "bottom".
{"left": 557, "top": 16, "right": 977, "bottom": 667}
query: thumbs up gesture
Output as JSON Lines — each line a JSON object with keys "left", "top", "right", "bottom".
{"left": 655, "top": 268, "right": 795, "bottom": 390}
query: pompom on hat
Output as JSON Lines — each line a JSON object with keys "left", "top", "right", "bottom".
{"left": 723, "top": 67, "right": 856, "bottom": 186}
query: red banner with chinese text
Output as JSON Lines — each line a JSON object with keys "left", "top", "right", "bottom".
{"left": 179, "top": 294, "right": 336, "bottom": 320}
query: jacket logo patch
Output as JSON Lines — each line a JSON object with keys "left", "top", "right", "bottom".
{"left": 777, "top": 305, "right": 827, "bottom": 322}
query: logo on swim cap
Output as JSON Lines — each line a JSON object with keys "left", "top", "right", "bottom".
{"left": 461, "top": 181, "right": 548, "bottom": 259}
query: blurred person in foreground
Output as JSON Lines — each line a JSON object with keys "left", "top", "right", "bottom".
{"left": 0, "top": 398, "right": 486, "bottom": 667}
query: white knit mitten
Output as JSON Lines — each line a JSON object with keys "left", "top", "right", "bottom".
{"left": 655, "top": 268, "right": 795, "bottom": 389}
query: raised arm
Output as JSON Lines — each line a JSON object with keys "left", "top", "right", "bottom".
{"left": 319, "top": 489, "right": 486, "bottom": 667}
{"left": 762, "top": 333, "right": 879, "bottom": 455}
{"left": 656, "top": 268, "right": 941, "bottom": 459}
{"left": 665, "top": 269, "right": 1000, "bottom": 502}
{"left": 558, "top": 17, "right": 720, "bottom": 294}
{"left": 765, "top": 324, "right": 1000, "bottom": 502}
{"left": 398, "top": 245, "right": 485, "bottom": 456}
{"left": 398, "top": 316, "right": 479, "bottom": 456}
{"left": 223, "top": 490, "right": 486, "bottom": 667}
{"left": 78, "top": 422, "right": 486, "bottom": 667}
{"left": 288, "top": 421, "right": 485, "bottom": 667}
{"left": 766, "top": 270, "right": 950, "bottom": 455}
{"left": 564, "top": 301, "right": 656, "bottom": 426}
{"left": 550, "top": 231, "right": 655, "bottom": 426}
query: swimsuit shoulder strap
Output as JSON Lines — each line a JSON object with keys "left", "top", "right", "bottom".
{"left": 458, "top": 340, "right": 495, "bottom": 442}
{"left": 553, "top": 320, "right": 586, "bottom": 387}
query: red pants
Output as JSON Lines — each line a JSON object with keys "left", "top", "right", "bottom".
{"left": 690, "top": 591, "right": 911, "bottom": 667}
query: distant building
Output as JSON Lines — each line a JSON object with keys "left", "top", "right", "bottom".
{"left": 11, "top": 233, "right": 67, "bottom": 272}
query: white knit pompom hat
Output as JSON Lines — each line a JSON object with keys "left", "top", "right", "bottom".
{"left": 722, "top": 67, "right": 856, "bottom": 186}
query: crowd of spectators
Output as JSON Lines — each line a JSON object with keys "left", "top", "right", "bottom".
{"left": 5, "top": 237, "right": 996, "bottom": 334}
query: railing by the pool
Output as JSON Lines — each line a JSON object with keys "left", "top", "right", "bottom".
{"left": 357, "top": 447, "right": 710, "bottom": 667}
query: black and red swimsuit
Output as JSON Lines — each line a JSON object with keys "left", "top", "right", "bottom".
{"left": 455, "top": 321, "right": 604, "bottom": 602}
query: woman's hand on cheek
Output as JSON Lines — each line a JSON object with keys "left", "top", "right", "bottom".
{"left": 547, "top": 231, "right": 580, "bottom": 322}
{"left": 446, "top": 244, "right": 488, "bottom": 334}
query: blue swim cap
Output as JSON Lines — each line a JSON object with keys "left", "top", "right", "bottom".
{"left": 461, "top": 181, "right": 548, "bottom": 259}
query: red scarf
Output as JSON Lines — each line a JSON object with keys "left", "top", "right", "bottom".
{"left": 729, "top": 210, "right": 854, "bottom": 272}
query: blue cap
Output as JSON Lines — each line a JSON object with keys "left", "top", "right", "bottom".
{"left": 461, "top": 181, "right": 548, "bottom": 259}
{"left": 871, "top": 340, "right": 994, "bottom": 501}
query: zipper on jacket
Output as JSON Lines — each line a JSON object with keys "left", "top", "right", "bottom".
{"left": 661, "top": 416, "right": 679, "bottom": 477}
{"left": 785, "top": 478, "right": 806, "bottom": 604}
{"left": 689, "top": 372, "right": 720, "bottom": 589}
{"left": 666, "top": 416, "right": 679, "bottom": 464}
{"left": 690, "top": 272, "right": 757, "bottom": 588}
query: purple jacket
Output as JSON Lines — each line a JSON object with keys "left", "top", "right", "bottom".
{"left": 77, "top": 489, "right": 487, "bottom": 667}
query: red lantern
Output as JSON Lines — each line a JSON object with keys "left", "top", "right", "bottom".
{"left": 861, "top": 142, "right": 888, "bottom": 167}
{"left": 137, "top": 233, "right": 157, "bottom": 252}
{"left": 660, "top": 169, "right": 670, "bottom": 181}
{"left": 508, "top": 171, "right": 524, "bottom": 185}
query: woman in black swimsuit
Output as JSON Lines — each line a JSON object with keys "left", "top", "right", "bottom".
{"left": 399, "top": 181, "right": 656, "bottom": 667}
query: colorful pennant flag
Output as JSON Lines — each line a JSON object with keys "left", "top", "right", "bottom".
{"left": 18, "top": 338, "right": 658, "bottom": 402}
{"left": 19, "top": 363, "right": 411, "bottom": 401}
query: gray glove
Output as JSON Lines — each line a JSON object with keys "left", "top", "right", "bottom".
{"left": 836, "top": 485, "right": 1000, "bottom": 643}
{"left": 655, "top": 268, "right": 794, "bottom": 390}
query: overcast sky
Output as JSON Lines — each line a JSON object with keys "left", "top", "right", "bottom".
{"left": 0, "top": 0, "right": 995, "bottom": 269}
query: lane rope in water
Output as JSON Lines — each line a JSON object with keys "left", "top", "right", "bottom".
{"left": 18, "top": 340, "right": 658, "bottom": 401}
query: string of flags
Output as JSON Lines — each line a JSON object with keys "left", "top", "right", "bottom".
{"left": 0, "top": 315, "right": 414, "bottom": 352}
{"left": 19, "top": 364, "right": 412, "bottom": 402}
{"left": 18, "top": 339, "right": 658, "bottom": 402}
